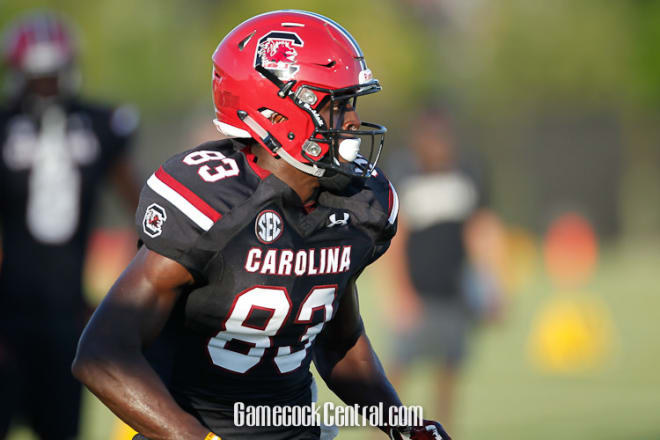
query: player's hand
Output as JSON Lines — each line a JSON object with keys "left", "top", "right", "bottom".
{"left": 388, "top": 420, "right": 451, "bottom": 440}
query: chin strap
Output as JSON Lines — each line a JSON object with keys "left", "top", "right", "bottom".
{"left": 238, "top": 111, "right": 325, "bottom": 177}
{"left": 276, "top": 147, "right": 325, "bottom": 177}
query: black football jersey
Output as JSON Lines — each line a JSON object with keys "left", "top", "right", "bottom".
{"left": 136, "top": 139, "right": 398, "bottom": 414}
{"left": 0, "top": 98, "right": 137, "bottom": 317}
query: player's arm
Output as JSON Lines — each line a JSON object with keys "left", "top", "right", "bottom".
{"left": 310, "top": 177, "right": 403, "bottom": 431}
{"left": 312, "top": 277, "right": 402, "bottom": 431}
{"left": 463, "top": 208, "right": 507, "bottom": 321}
{"left": 313, "top": 279, "right": 451, "bottom": 439}
{"left": 71, "top": 246, "right": 213, "bottom": 440}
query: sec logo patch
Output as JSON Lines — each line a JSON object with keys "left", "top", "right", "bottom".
{"left": 255, "top": 210, "right": 283, "bottom": 244}
{"left": 143, "top": 203, "right": 167, "bottom": 238}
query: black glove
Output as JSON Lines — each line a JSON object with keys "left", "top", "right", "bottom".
{"left": 389, "top": 420, "right": 451, "bottom": 440}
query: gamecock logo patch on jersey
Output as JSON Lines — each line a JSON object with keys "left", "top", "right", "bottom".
{"left": 254, "top": 31, "right": 304, "bottom": 81}
{"left": 143, "top": 203, "right": 167, "bottom": 238}
{"left": 255, "top": 209, "right": 283, "bottom": 244}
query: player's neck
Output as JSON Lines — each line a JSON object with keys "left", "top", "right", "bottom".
{"left": 250, "top": 144, "right": 320, "bottom": 204}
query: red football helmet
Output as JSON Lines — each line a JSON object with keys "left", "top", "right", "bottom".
{"left": 3, "top": 10, "right": 76, "bottom": 76}
{"left": 2, "top": 10, "right": 79, "bottom": 97}
{"left": 211, "top": 10, "right": 386, "bottom": 181}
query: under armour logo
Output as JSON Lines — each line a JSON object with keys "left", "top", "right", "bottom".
{"left": 328, "top": 212, "right": 350, "bottom": 227}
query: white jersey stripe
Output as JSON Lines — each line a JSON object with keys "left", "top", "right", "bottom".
{"left": 147, "top": 173, "right": 214, "bottom": 231}
{"left": 388, "top": 181, "right": 399, "bottom": 225}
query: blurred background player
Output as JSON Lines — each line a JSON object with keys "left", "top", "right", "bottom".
{"left": 0, "top": 10, "right": 140, "bottom": 440}
{"left": 385, "top": 104, "right": 507, "bottom": 430}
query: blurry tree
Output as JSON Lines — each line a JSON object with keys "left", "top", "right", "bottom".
{"left": 1, "top": 0, "right": 432, "bottom": 128}
{"left": 401, "top": 0, "right": 660, "bottom": 238}
{"left": 2, "top": 0, "right": 659, "bottom": 238}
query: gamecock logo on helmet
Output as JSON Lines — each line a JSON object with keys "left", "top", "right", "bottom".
{"left": 254, "top": 31, "right": 304, "bottom": 81}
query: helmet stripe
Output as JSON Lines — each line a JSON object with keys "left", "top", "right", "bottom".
{"left": 284, "top": 10, "right": 367, "bottom": 70}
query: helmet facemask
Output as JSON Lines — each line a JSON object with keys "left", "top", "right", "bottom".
{"left": 298, "top": 83, "right": 386, "bottom": 180}
{"left": 254, "top": 63, "right": 386, "bottom": 181}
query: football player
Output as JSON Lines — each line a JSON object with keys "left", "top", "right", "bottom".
{"left": 386, "top": 104, "right": 505, "bottom": 431}
{"left": 0, "top": 10, "right": 140, "bottom": 440}
{"left": 72, "top": 10, "right": 450, "bottom": 440}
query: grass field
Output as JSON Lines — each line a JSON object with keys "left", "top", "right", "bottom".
{"left": 7, "top": 240, "right": 660, "bottom": 440}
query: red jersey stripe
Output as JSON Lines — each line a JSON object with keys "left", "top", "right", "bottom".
{"left": 154, "top": 167, "right": 222, "bottom": 222}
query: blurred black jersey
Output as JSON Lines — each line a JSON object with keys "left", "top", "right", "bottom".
{"left": 0, "top": 98, "right": 137, "bottom": 317}
{"left": 399, "top": 169, "right": 486, "bottom": 299}
{"left": 136, "top": 139, "right": 398, "bottom": 417}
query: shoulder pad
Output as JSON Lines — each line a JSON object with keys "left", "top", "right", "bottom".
{"left": 365, "top": 166, "right": 399, "bottom": 226}
{"left": 145, "top": 140, "right": 258, "bottom": 232}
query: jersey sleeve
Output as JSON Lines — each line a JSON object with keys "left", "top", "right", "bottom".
{"left": 136, "top": 141, "right": 254, "bottom": 280}
{"left": 136, "top": 156, "right": 222, "bottom": 280}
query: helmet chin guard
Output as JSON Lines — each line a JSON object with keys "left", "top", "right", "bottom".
{"left": 211, "top": 10, "right": 386, "bottom": 180}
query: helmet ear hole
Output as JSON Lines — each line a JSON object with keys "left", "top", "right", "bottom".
{"left": 259, "top": 108, "right": 288, "bottom": 124}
